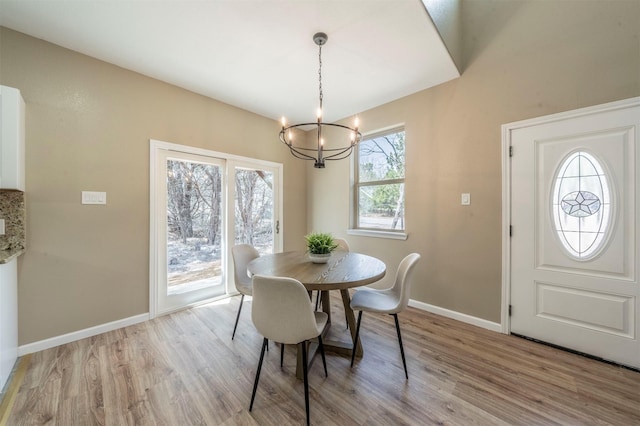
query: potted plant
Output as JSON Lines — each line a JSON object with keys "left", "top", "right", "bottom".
{"left": 305, "top": 232, "right": 338, "bottom": 264}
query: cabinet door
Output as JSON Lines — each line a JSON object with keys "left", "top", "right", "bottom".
{"left": 0, "top": 85, "right": 26, "bottom": 191}
{"left": 0, "top": 259, "right": 18, "bottom": 390}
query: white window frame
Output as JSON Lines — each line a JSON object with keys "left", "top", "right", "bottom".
{"left": 349, "top": 126, "right": 408, "bottom": 240}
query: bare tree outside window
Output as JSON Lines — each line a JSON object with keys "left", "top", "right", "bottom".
{"left": 356, "top": 129, "right": 405, "bottom": 231}
{"left": 166, "top": 161, "right": 275, "bottom": 290}
{"left": 166, "top": 159, "right": 222, "bottom": 289}
{"left": 235, "top": 168, "right": 274, "bottom": 255}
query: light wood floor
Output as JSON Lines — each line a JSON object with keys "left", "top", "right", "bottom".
{"left": 4, "top": 292, "right": 640, "bottom": 425}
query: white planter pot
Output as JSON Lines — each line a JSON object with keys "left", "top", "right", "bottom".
{"left": 309, "top": 253, "right": 331, "bottom": 264}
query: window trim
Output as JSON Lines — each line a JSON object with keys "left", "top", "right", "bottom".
{"left": 349, "top": 125, "right": 408, "bottom": 240}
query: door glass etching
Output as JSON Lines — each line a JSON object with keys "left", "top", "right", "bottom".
{"left": 551, "top": 151, "right": 612, "bottom": 259}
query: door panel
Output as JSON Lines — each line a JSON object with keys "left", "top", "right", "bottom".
{"left": 535, "top": 282, "right": 634, "bottom": 338}
{"left": 157, "top": 150, "right": 226, "bottom": 314}
{"left": 510, "top": 99, "right": 640, "bottom": 368}
{"left": 536, "top": 128, "right": 633, "bottom": 277}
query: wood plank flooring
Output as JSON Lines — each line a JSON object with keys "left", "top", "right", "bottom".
{"left": 4, "top": 292, "right": 640, "bottom": 425}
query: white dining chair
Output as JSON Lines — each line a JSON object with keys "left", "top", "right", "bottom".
{"left": 315, "top": 238, "right": 350, "bottom": 311}
{"left": 250, "top": 275, "right": 328, "bottom": 426}
{"left": 231, "top": 244, "right": 260, "bottom": 340}
{"left": 350, "top": 253, "right": 421, "bottom": 379}
{"left": 334, "top": 238, "right": 350, "bottom": 251}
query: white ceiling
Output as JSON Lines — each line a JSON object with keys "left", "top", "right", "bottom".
{"left": 0, "top": 0, "right": 460, "bottom": 124}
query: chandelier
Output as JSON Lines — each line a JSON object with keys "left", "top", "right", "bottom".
{"left": 279, "top": 32, "right": 362, "bottom": 168}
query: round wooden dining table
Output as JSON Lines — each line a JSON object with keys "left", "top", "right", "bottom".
{"left": 247, "top": 250, "right": 386, "bottom": 378}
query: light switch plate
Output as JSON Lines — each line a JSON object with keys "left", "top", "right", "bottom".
{"left": 82, "top": 191, "right": 107, "bottom": 205}
{"left": 461, "top": 193, "right": 471, "bottom": 205}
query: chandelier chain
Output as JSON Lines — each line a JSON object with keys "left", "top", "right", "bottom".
{"left": 318, "top": 44, "right": 323, "bottom": 111}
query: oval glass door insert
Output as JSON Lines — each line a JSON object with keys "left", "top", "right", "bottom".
{"left": 551, "top": 151, "right": 612, "bottom": 259}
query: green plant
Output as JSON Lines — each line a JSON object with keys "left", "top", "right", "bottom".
{"left": 305, "top": 232, "right": 338, "bottom": 255}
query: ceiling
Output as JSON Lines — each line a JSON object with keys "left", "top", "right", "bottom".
{"left": 0, "top": 0, "right": 460, "bottom": 124}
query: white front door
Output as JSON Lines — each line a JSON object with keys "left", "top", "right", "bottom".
{"left": 508, "top": 98, "right": 640, "bottom": 369}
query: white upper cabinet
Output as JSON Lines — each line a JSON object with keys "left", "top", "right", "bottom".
{"left": 0, "top": 85, "right": 25, "bottom": 191}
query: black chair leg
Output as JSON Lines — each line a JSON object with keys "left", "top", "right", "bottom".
{"left": 350, "top": 310, "right": 363, "bottom": 367}
{"left": 231, "top": 294, "right": 244, "bottom": 340}
{"left": 301, "top": 341, "right": 311, "bottom": 426}
{"left": 392, "top": 313, "right": 408, "bottom": 379}
{"left": 318, "top": 336, "right": 327, "bottom": 377}
{"left": 280, "top": 343, "right": 284, "bottom": 367}
{"left": 249, "top": 337, "right": 268, "bottom": 411}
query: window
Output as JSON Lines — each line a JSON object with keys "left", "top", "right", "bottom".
{"left": 551, "top": 150, "right": 612, "bottom": 259}
{"left": 351, "top": 127, "right": 406, "bottom": 237}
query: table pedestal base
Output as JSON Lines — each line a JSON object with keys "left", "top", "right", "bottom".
{"left": 295, "top": 289, "right": 363, "bottom": 379}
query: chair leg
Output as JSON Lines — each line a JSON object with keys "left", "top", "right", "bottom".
{"left": 344, "top": 290, "right": 349, "bottom": 330}
{"left": 280, "top": 343, "right": 284, "bottom": 367}
{"left": 231, "top": 294, "right": 245, "bottom": 340}
{"left": 249, "top": 337, "right": 268, "bottom": 411}
{"left": 392, "top": 313, "right": 408, "bottom": 379}
{"left": 350, "top": 310, "right": 363, "bottom": 367}
{"left": 300, "top": 341, "right": 311, "bottom": 426}
{"left": 318, "top": 336, "right": 327, "bottom": 377}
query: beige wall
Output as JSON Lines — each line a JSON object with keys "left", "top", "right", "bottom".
{"left": 0, "top": 28, "right": 308, "bottom": 345}
{"left": 0, "top": 0, "right": 638, "bottom": 345}
{"left": 308, "top": 0, "right": 640, "bottom": 322}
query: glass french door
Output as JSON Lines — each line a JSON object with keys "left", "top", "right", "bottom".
{"left": 232, "top": 163, "right": 277, "bottom": 256}
{"left": 150, "top": 141, "right": 282, "bottom": 317}
{"left": 155, "top": 149, "right": 226, "bottom": 314}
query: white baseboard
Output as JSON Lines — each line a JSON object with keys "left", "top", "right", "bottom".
{"left": 17, "top": 302, "right": 501, "bottom": 356}
{"left": 408, "top": 299, "right": 502, "bottom": 333}
{"left": 18, "top": 313, "right": 150, "bottom": 356}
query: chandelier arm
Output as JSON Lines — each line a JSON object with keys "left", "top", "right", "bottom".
{"left": 323, "top": 146, "right": 356, "bottom": 161}
{"left": 281, "top": 122, "right": 360, "bottom": 133}
{"left": 288, "top": 148, "right": 318, "bottom": 162}
{"left": 279, "top": 123, "right": 362, "bottom": 152}
{"left": 319, "top": 122, "right": 362, "bottom": 134}
{"left": 287, "top": 144, "right": 319, "bottom": 161}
